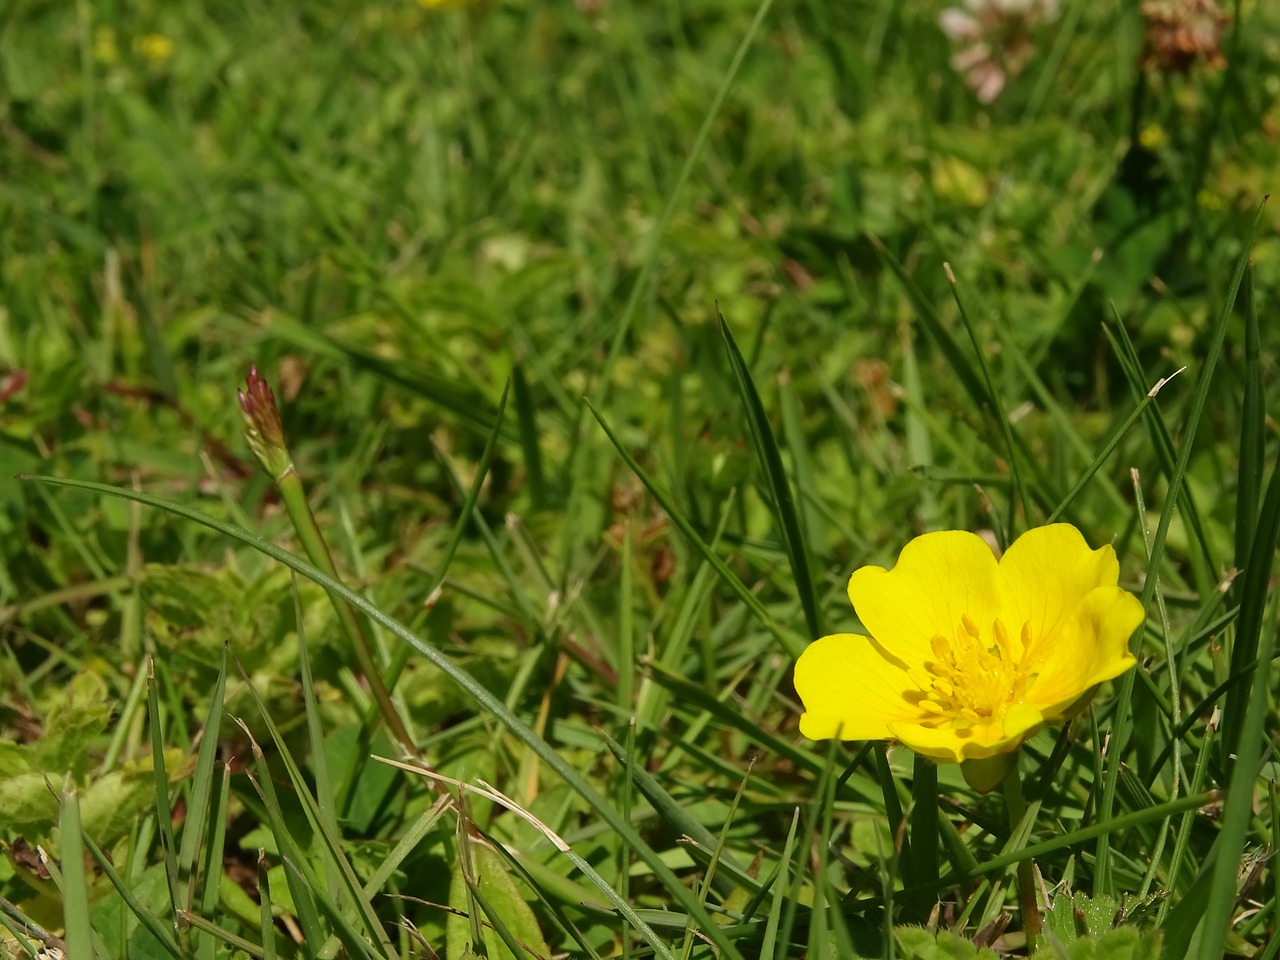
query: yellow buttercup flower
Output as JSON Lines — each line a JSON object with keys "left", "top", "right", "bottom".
{"left": 795, "top": 524, "right": 1143, "bottom": 764}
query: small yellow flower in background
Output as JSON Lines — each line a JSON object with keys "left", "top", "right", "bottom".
{"left": 1139, "top": 123, "right": 1169, "bottom": 151}
{"left": 419, "top": 0, "right": 471, "bottom": 8}
{"left": 134, "top": 33, "right": 174, "bottom": 66}
{"left": 795, "top": 524, "right": 1143, "bottom": 767}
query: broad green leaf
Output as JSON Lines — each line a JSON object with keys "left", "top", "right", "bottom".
{"left": 448, "top": 840, "right": 551, "bottom": 960}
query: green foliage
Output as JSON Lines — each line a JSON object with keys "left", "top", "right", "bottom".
{"left": 3, "top": 0, "right": 1280, "bottom": 957}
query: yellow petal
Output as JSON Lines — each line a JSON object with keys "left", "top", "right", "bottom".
{"left": 794, "top": 634, "right": 924, "bottom": 741}
{"left": 848, "top": 530, "right": 1001, "bottom": 668}
{"left": 998, "top": 523, "right": 1120, "bottom": 659}
{"left": 887, "top": 716, "right": 1028, "bottom": 763}
{"left": 1026, "top": 585, "right": 1143, "bottom": 716}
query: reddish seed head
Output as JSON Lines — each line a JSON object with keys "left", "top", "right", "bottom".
{"left": 239, "top": 365, "right": 291, "bottom": 477}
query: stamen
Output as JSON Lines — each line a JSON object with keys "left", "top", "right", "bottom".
{"left": 930, "top": 634, "right": 952, "bottom": 663}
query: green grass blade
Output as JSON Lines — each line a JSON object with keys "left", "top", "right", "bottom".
{"left": 259, "top": 849, "right": 278, "bottom": 960}
{"left": 870, "top": 237, "right": 987, "bottom": 412}
{"left": 599, "top": 727, "right": 741, "bottom": 898}
{"left": 178, "top": 643, "right": 229, "bottom": 905}
{"left": 1233, "top": 262, "right": 1263, "bottom": 572}
{"left": 597, "top": 0, "right": 776, "bottom": 391}
{"left": 584, "top": 400, "right": 804, "bottom": 657}
{"left": 237, "top": 663, "right": 396, "bottom": 958}
{"left": 908, "top": 754, "right": 939, "bottom": 903}
{"left": 1197, "top": 454, "right": 1280, "bottom": 959}
{"left": 944, "top": 263, "right": 1030, "bottom": 530}
{"left": 196, "top": 761, "right": 233, "bottom": 960}
{"left": 82, "top": 831, "right": 185, "bottom": 960}
{"left": 512, "top": 360, "right": 549, "bottom": 510}
{"left": 1096, "top": 199, "right": 1267, "bottom": 892}
{"left": 720, "top": 309, "right": 820, "bottom": 639}
{"left": 146, "top": 656, "right": 182, "bottom": 922}
{"left": 237, "top": 728, "right": 328, "bottom": 955}
{"left": 427, "top": 378, "right": 511, "bottom": 596}
{"left": 26, "top": 474, "right": 745, "bottom": 960}
{"left": 58, "top": 785, "right": 94, "bottom": 960}
{"left": 759, "top": 808, "right": 801, "bottom": 960}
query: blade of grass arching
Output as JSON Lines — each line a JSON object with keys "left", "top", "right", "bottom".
{"left": 146, "top": 657, "right": 182, "bottom": 922}
{"left": 1096, "top": 201, "right": 1266, "bottom": 893}
{"left": 178, "top": 643, "right": 227, "bottom": 909}
{"left": 585, "top": 400, "right": 804, "bottom": 657}
{"left": 259, "top": 850, "right": 278, "bottom": 960}
{"left": 760, "top": 808, "right": 801, "bottom": 960}
{"left": 196, "top": 762, "right": 233, "bottom": 960}
{"left": 1197, "top": 461, "right": 1280, "bottom": 960}
{"left": 238, "top": 666, "right": 395, "bottom": 958}
{"left": 81, "top": 831, "right": 184, "bottom": 960}
{"left": 944, "top": 263, "right": 1030, "bottom": 530}
{"left": 595, "top": 0, "right": 776, "bottom": 397}
{"left": 58, "top": 786, "right": 93, "bottom": 960}
{"left": 512, "top": 361, "right": 548, "bottom": 510}
{"left": 26, "top": 476, "right": 745, "bottom": 960}
{"left": 720, "top": 310, "right": 820, "bottom": 639}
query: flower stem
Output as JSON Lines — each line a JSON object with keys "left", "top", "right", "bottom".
{"left": 1002, "top": 760, "right": 1043, "bottom": 945}
{"left": 276, "top": 468, "right": 415, "bottom": 755}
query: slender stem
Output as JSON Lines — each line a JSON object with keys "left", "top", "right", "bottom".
{"left": 277, "top": 469, "right": 414, "bottom": 754}
{"left": 1003, "top": 762, "right": 1043, "bottom": 945}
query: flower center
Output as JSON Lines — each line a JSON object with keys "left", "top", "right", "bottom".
{"left": 920, "top": 614, "right": 1039, "bottom": 727}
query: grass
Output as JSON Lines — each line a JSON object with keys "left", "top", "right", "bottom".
{"left": 2, "top": 0, "right": 1280, "bottom": 957}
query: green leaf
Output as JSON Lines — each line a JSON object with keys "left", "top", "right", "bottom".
{"left": 35, "top": 672, "right": 112, "bottom": 774}
{"left": 448, "top": 840, "right": 551, "bottom": 960}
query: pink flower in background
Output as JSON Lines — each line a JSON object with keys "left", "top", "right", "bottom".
{"left": 939, "top": 0, "right": 1060, "bottom": 103}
